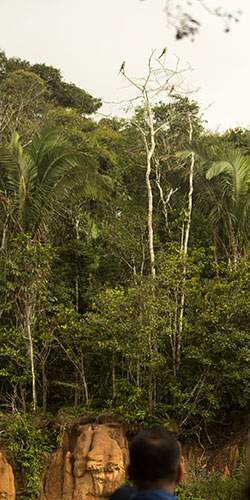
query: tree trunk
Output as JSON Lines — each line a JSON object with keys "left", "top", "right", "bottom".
{"left": 19, "top": 384, "right": 27, "bottom": 413}
{"left": 26, "top": 304, "right": 37, "bottom": 411}
{"left": 177, "top": 118, "right": 194, "bottom": 369}
{"left": 145, "top": 90, "right": 156, "bottom": 278}
{"left": 80, "top": 350, "right": 89, "bottom": 407}
{"left": 75, "top": 273, "right": 79, "bottom": 313}
{"left": 75, "top": 217, "right": 80, "bottom": 312}
{"left": 41, "top": 359, "right": 47, "bottom": 414}
{"left": 1, "top": 215, "right": 8, "bottom": 251}
{"left": 74, "top": 373, "right": 79, "bottom": 407}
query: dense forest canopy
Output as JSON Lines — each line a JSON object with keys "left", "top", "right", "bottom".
{"left": 0, "top": 49, "right": 250, "bottom": 445}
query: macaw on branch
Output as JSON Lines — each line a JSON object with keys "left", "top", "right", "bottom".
{"left": 118, "top": 61, "right": 125, "bottom": 74}
{"left": 158, "top": 47, "right": 167, "bottom": 59}
{"left": 0, "top": 70, "right": 9, "bottom": 78}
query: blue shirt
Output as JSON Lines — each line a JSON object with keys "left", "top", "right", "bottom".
{"left": 130, "top": 489, "right": 178, "bottom": 500}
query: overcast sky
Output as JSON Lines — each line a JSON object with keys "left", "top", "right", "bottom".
{"left": 1, "top": 0, "right": 249, "bottom": 132}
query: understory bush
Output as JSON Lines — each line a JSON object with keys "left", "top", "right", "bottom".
{"left": 176, "top": 471, "right": 247, "bottom": 500}
{"left": 1, "top": 413, "right": 54, "bottom": 500}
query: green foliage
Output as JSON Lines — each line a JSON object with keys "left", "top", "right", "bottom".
{"left": 179, "top": 139, "right": 250, "bottom": 260}
{"left": 0, "top": 50, "right": 101, "bottom": 115}
{"left": 0, "top": 69, "right": 49, "bottom": 146}
{"left": 206, "top": 150, "right": 250, "bottom": 244}
{"left": 176, "top": 471, "right": 246, "bottom": 500}
{"left": 2, "top": 48, "right": 250, "bottom": 451}
{"left": 0, "top": 126, "right": 106, "bottom": 240}
{"left": 221, "top": 127, "right": 250, "bottom": 156}
{"left": 1, "top": 413, "right": 54, "bottom": 500}
{"left": 184, "top": 260, "right": 250, "bottom": 413}
{"left": 0, "top": 327, "right": 31, "bottom": 389}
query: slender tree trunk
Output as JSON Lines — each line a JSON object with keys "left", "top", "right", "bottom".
{"left": 121, "top": 50, "right": 190, "bottom": 278}
{"left": 155, "top": 157, "right": 177, "bottom": 232}
{"left": 183, "top": 149, "right": 194, "bottom": 254}
{"left": 136, "top": 354, "right": 140, "bottom": 387}
{"left": 75, "top": 217, "right": 80, "bottom": 312}
{"left": 41, "top": 359, "right": 47, "bottom": 414}
{"left": 20, "top": 384, "right": 27, "bottom": 413}
{"left": 177, "top": 118, "right": 194, "bottom": 369}
{"left": 83, "top": 376, "right": 89, "bottom": 407}
{"left": 75, "top": 373, "right": 79, "bottom": 406}
{"left": 80, "top": 350, "right": 89, "bottom": 407}
{"left": 213, "top": 232, "right": 218, "bottom": 267}
{"left": 26, "top": 304, "right": 37, "bottom": 411}
{"left": 1, "top": 215, "right": 8, "bottom": 251}
{"left": 172, "top": 292, "right": 179, "bottom": 378}
{"left": 75, "top": 273, "right": 79, "bottom": 313}
{"left": 148, "top": 371, "right": 153, "bottom": 412}
{"left": 145, "top": 90, "right": 156, "bottom": 278}
{"left": 146, "top": 166, "right": 155, "bottom": 278}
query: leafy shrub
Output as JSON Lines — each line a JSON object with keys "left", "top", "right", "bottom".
{"left": 176, "top": 471, "right": 247, "bottom": 500}
{"left": 2, "top": 413, "right": 54, "bottom": 500}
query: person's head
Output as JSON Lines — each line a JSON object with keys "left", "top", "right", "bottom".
{"left": 128, "top": 427, "right": 182, "bottom": 491}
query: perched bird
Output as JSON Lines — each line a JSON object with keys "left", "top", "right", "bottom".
{"left": 158, "top": 47, "right": 167, "bottom": 59}
{"left": 0, "top": 70, "right": 9, "bottom": 78}
{"left": 118, "top": 61, "right": 125, "bottom": 74}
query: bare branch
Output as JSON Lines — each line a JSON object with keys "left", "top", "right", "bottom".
{"left": 164, "top": 0, "right": 241, "bottom": 39}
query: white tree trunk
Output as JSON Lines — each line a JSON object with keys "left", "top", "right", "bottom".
{"left": 145, "top": 90, "right": 156, "bottom": 278}
{"left": 26, "top": 305, "right": 37, "bottom": 411}
{"left": 177, "top": 118, "right": 194, "bottom": 368}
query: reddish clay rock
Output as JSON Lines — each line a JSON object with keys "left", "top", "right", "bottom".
{"left": 73, "top": 424, "right": 93, "bottom": 479}
{"left": 0, "top": 452, "right": 15, "bottom": 500}
{"left": 62, "top": 451, "right": 74, "bottom": 500}
{"left": 42, "top": 420, "right": 128, "bottom": 500}
{"left": 81, "top": 425, "right": 125, "bottom": 499}
{"left": 211, "top": 443, "right": 240, "bottom": 478}
{"left": 42, "top": 446, "right": 64, "bottom": 500}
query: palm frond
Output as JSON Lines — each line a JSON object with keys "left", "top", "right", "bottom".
{"left": 29, "top": 126, "right": 65, "bottom": 168}
{"left": 0, "top": 126, "right": 110, "bottom": 239}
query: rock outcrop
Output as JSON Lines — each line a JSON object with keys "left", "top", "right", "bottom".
{"left": 42, "top": 415, "right": 129, "bottom": 500}
{"left": 0, "top": 451, "right": 15, "bottom": 500}
{"left": 182, "top": 412, "right": 250, "bottom": 480}
{"left": 2, "top": 411, "right": 250, "bottom": 500}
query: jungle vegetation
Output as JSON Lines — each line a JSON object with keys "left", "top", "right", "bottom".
{"left": 0, "top": 49, "right": 250, "bottom": 439}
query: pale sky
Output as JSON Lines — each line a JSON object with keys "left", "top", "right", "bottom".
{"left": 1, "top": 0, "right": 249, "bottom": 132}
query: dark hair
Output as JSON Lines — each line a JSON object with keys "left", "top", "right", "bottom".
{"left": 129, "top": 427, "right": 180, "bottom": 484}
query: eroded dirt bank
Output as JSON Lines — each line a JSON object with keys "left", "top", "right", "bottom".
{"left": 1, "top": 411, "right": 250, "bottom": 500}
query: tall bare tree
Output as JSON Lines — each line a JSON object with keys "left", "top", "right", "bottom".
{"left": 120, "top": 50, "right": 191, "bottom": 277}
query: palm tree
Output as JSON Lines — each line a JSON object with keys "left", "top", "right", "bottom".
{"left": 178, "top": 143, "right": 250, "bottom": 263}
{"left": 0, "top": 126, "right": 106, "bottom": 246}
{"left": 205, "top": 149, "right": 250, "bottom": 264}
{"left": 0, "top": 126, "right": 107, "bottom": 410}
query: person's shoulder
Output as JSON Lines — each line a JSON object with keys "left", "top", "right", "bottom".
{"left": 110, "top": 485, "right": 135, "bottom": 500}
{"left": 130, "top": 489, "right": 178, "bottom": 500}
